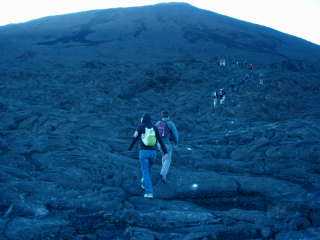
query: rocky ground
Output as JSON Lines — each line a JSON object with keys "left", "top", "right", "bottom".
{"left": 0, "top": 59, "right": 320, "bottom": 239}
{"left": 1, "top": 3, "right": 320, "bottom": 239}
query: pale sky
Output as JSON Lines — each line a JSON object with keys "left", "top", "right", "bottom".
{"left": 0, "top": 0, "right": 319, "bottom": 45}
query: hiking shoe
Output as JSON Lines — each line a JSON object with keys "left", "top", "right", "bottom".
{"left": 144, "top": 193, "right": 153, "bottom": 199}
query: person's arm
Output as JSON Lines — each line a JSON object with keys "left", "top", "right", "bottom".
{"left": 128, "top": 126, "right": 141, "bottom": 150}
{"left": 155, "top": 127, "right": 167, "bottom": 154}
{"left": 168, "top": 121, "right": 179, "bottom": 145}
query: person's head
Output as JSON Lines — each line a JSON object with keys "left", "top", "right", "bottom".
{"left": 161, "top": 110, "right": 170, "bottom": 120}
{"left": 141, "top": 113, "right": 152, "bottom": 125}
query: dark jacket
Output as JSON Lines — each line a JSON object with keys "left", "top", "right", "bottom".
{"left": 129, "top": 114, "right": 167, "bottom": 154}
{"left": 155, "top": 118, "right": 179, "bottom": 145}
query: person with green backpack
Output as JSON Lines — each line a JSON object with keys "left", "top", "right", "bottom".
{"left": 128, "top": 113, "right": 167, "bottom": 198}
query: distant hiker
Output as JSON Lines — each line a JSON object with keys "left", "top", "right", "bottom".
{"left": 259, "top": 73, "right": 264, "bottom": 86}
{"left": 212, "top": 91, "right": 218, "bottom": 109}
{"left": 218, "top": 88, "right": 226, "bottom": 104}
{"left": 219, "top": 58, "right": 226, "bottom": 67}
{"left": 248, "top": 63, "right": 254, "bottom": 71}
{"left": 156, "top": 111, "right": 179, "bottom": 183}
{"left": 259, "top": 78, "right": 264, "bottom": 86}
{"left": 128, "top": 113, "right": 167, "bottom": 199}
{"left": 211, "top": 89, "right": 226, "bottom": 110}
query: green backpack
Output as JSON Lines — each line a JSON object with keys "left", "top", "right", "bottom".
{"left": 141, "top": 127, "right": 157, "bottom": 147}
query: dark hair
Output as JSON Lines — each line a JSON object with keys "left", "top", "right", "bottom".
{"left": 141, "top": 113, "right": 152, "bottom": 126}
{"left": 161, "top": 110, "right": 169, "bottom": 118}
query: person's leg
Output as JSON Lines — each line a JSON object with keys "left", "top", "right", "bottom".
{"left": 160, "top": 143, "right": 167, "bottom": 174}
{"left": 161, "top": 148, "right": 165, "bottom": 166}
{"left": 139, "top": 150, "right": 153, "bottom": 194}
{"left": 158, "top": 144, "right": 167, "bottom": 182}
{"left": 160, "top": 143, "right": 173, "bottom": 181}
{"left": 149, "top": 150, "right": 156, "bottom": 176}
{"left": 157, "top": 142, "right": 165, "bottom": 165}
{"left": 139, "top": 152, "right": 145, "bottom": 189}
{"left": 220, "top": 96, "right": 225, "bottom": 104}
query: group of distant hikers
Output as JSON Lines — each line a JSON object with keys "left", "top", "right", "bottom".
{"left": 127, "top": 59, "right": 260, "bottom": 199}
{"left": 128, "top": 111, "right": 179, "bottom": 198}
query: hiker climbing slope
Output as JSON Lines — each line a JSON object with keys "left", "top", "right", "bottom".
{"left": 156, "top": 111, "right": 179, "bottom": 183}
{"left": 212, "top": 91, "right": 218, "bottom": 109}
{"left": 128, "top": 113, "right": 167, "bottom": 198}
{"left": 218, "top": 88, "right": 226, "bottom": 104}
{"left": 212, "top": 89, "right": 226, "bottom": 111}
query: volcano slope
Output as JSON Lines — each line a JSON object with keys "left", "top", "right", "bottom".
{"left": 1, "top": 3, "right": 320, "bottom": 240}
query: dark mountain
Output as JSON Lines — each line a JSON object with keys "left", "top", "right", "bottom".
{"left": 0, "top": 2, "right": 320, "bottom": 67}
{"left": 0, "top": 3, "right": 320, "bottom": 240}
